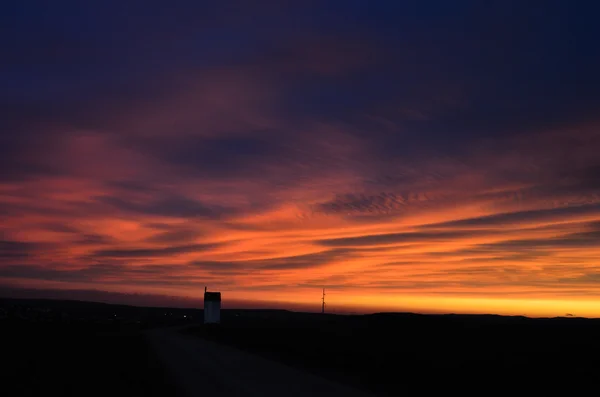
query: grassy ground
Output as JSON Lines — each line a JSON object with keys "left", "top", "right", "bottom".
{"left": 185, "top": 311, "right": 600, "bottom": 396}
{"left": 1, "top": 322, "right": 179, "bottom": 397}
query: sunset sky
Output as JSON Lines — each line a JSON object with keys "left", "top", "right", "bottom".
{"left": 2, "top": 1, "right": 600, "bottom": 317}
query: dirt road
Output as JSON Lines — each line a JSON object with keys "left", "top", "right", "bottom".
{"left": 146, "top": 328, "right": 376, "bottom": 397}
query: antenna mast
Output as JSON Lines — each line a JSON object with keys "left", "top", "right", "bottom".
{"left": 321, "top": 288, "right": 326, "bottom": 314}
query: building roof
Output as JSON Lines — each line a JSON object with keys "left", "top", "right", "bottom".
{"left": 204, "top": 292, "right": 221, "bottom": 302}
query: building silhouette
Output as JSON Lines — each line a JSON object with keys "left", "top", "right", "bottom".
{"left": 203, "top": 287, "right": 221, "bottom": 324}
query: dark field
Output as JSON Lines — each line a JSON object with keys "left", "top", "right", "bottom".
{"left": 187, "top": 310, "right": 600, "bottom": 395}
{"left": 4, "top": 298, "right": 600, "bottom": 396}
{"left": 1, "top": 325, "right": 177, "bottom": 397}
{"left": 1, "top": 299, "right": 189, "bottom": 397}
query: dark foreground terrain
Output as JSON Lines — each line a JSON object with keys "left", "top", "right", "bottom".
{"left": 0, "top": 298, "right": 190, "bottom": 397}
{"left": 187, "top": 310, "right": 600, "bottom": 395}
{"left": 148, "top": 327, "right": 375, "bottom": 397}
{"left": 4, "top": 298, "right": 600, "bottom": 396}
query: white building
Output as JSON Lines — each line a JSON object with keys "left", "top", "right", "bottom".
{"left": 203, "top": 288, "right": 221, "bottom": 324}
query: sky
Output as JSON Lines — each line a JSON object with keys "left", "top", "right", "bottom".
{"left": 2, "top": 1, "right": 600, "bottom": 317}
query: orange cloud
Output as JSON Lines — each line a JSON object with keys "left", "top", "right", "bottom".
{"left": 2, "top": 23, "right": 600, "bottom": 317}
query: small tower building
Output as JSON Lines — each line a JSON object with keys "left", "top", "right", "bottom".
{"left": 203, "top": 286, "right": 221, "bottom": 324}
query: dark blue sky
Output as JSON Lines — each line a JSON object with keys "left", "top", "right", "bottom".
{"left": 3, "top": 1, "right": 599, "bottom": 140}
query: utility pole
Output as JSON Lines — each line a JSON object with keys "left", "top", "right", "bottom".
{"left": 321, "top": 288, "right": 326, "bottom": 314}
